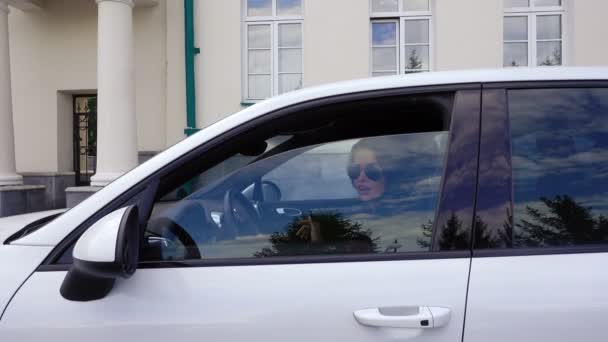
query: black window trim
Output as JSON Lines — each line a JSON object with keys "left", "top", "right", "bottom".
{"left": 38, "top": 82, "right": 481, "bottom": 272}
{"left": 473, "top": 80, "right": 608, "bottom": 258}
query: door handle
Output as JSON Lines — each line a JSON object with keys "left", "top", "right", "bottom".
{"left": 353, "top": 306, "right": 451, "bottom": 329}
{"left": 275, "top": 207, "right": 302, "bottom": 216}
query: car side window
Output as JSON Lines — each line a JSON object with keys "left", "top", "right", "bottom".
{"left": 140, "top": 92, "right": 457, "bottom": 262}
{"left": 477, "top": 87, "right": 608, "bottom": 249}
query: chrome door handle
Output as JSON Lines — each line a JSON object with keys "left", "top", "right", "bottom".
{"left": 275, "top": 207, "right": 302, "bottom": 216}
{"left": 353, "top": 306, "right": 451, "bottom": 329}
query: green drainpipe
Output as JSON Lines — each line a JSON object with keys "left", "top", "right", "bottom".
{"left": 184, "top": 0, "right": 200, "bottom": 136}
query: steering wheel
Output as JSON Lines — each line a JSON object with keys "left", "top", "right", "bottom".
{"left": 146, "top": 200, "right": 207, "bottom": 260}
{"left": 223, "top": 189, "right": 261, "bottom": 237}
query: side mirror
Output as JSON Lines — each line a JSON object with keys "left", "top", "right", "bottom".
{"left": 60, "top": 205, "right": 140, "bottom": 301}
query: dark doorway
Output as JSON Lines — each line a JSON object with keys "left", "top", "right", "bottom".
{"left": 73, "top": 95, "right": 97, "bottom": 186}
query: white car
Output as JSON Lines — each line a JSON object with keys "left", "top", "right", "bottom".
{"left": 1, "top": 68, "right": 608, "bottom": 342}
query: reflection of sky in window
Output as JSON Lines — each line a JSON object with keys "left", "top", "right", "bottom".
{"left": 510, "top": 89, "right": 608, "bottom": 215}
{"left": 248, "top": 0, "right": 271, "bottom": 16}
{"left": 264, "top": 132, "right": 448, "bottom": 210}
{"left": 277, "top": 0, "right": 302, "bottom": 15}
{"left": 372, "top": 23, "right": 397, "bottom": 45}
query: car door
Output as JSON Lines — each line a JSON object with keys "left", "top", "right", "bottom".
{"left": 465, "top": 83, "right": 608, "bottom": 342}
{"left": 1, "top": 87, "right": 480, "bottom": 342}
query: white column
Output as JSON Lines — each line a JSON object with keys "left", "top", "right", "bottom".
{"left": 90, "top": 0, "right": 138, "bottom": 187}
{"left": 0, "top": 1, "right": 22, "bottom": 186}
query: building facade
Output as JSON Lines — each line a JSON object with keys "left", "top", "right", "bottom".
{"left": 0, "top": 0, "right": 607, "bottom": 215}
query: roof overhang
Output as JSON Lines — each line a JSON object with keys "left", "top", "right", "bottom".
{"left": 6, "top": 0, "right": 158, "bottom": 12}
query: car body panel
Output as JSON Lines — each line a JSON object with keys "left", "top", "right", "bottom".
{"left": 0, "top": 209, "right": 65, "bottom": 243}
{"left": 465, "top": 253, "right": 608, "bottom": 342}
{"left": 13, "top": 68, "right": 608, "bottom": 247}
{"left": 1, "top": 259, "right": 470, "bottom": 341}
{"left": 0, "top": 245, "right": 53, "bottom": 320}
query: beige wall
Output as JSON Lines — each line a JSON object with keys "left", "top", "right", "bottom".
{"left": 165, "top": 0, "right": 187, "bottom": 146}
{"left": 434, "top": 0, "right": 502, "bottom": 70}
{"left": 303, "top": 0, "right": 370, "bottom": 86}
{"left": 9, "top": 0, "right": 170, "bottom": 173}
{"left": 9, "top": 0, "right": 97, "bottom": 173}
{"left": 568, "top": 0, "right": 608, "bottom": 66}
{"left": 196, "top": 0, "right": 243, "bottom": 128}
{"left": 134, "top": 1, "right": 167, "bottom": 152}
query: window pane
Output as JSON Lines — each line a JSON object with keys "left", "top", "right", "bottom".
{"left": 278, "top": 73, "right": 302, "bottom": 94}
{"left": 403, "top": 20, "right": 429, "bottom": 44}
{"left": 504, "top": 0, "right": 529, "bottom": 8}
{"left": 404, "top": 46, "right": 429, "bottom": 70}
{"left": 534, "top": 0, "right": 560, "bottom": 6}
{"left": 143, "top": 94, "right": 455, "bottom": 261}
{"left": 372, "top": 47, "right": 397, "bottom": 71}
{"left": 536, "top": 41, "right": 562, "bottom": 66}
{"left": 248, "top": 50, "right": 271, "bottom": 73}
{"left": 403, "top": 0, "right": 429, "bottom": 11}
{"left": 247, "top": 0, "right": 272, "bottom": 16}
{"left": 504, "top": 16, "right": 527, "bottom": 41}
{"left": 248, "top": 25, "right": 271, "bottom": 49}
{"left": 371, "top": 0, "right": 398, "bottom": 12}
{"left": 372, "top": 22, "right": 397, "bottom": 46}
{"left": 509, "top": 88, "right": 608, "bottom": 247}
{"left": 248, "top": 74, "right": 271, "bottom": 99}
{"left": 504, "top": 42, "right": 528, "bottom": 67}
{"left": 537, "top": 15, "right": 561, "bottom": 40}
{"left": 279, "top": 48, "right": 302, "bottom": 73}
{"left": 277, "top": 0, "right": 302, "bottom": 15}
{"left": 278, "top": 23, "right": 302, "bottom": 47}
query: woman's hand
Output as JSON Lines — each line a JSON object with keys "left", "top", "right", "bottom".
{"left": 295, "top": 215, "right": 322, "bottom": 243}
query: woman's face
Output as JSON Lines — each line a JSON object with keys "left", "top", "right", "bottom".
{"left": 349, "top": 148, "right": 385, "bottom": 201}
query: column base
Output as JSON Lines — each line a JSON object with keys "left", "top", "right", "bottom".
{"left": 65, "top": 186, "right": 103, "bottom": 208}
{"left": 0, "top": 185, "right": 46, "bottom": 217}
{"left": 22, "top": 172, "right": 75, "bottom": 209}
{"left": 90, "top": 172, "right": 127, "bottom": 187}
{"left": 0, "top": 174, "right": 23, "bottom": 186}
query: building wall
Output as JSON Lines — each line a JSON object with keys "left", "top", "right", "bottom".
{"left": 8, "top": 0, "right": 170, "bottom": 173}
{"left": 434, "top": 0, "right": 502, "bottom": 70}
{"left": 303, "top": 0, "right": 370, "bottom": 86}
{"left": 195, "top": 0, "right": 243, "bottom": 128}
{"left": 569, "top": 0, "right": 608, "bottom": 66}
{"left": 7, "top": 0, "right": 608, "bottom": 174}
{"left": 165, "top": 0, "right": 187, "bottom": 146}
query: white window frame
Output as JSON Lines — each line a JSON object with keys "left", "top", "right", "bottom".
{"left": 370, "top": 0, "right": 433, "bottom": 76}
{"left": 504, "top": 1, "right": 566, "bottom": 67}
{"left": 242, "top": 0, "right": 304, "bottom": 102}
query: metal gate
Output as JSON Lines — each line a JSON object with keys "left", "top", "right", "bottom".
{"left": 73, "top": 95, "right": 97, "bottom": 186}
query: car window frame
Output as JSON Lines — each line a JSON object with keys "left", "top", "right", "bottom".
{"left": 474, "top": 80, "right": 608, "bottom": 257}
{"left": 39, "top": 83, "right": 481, "bottom": 271}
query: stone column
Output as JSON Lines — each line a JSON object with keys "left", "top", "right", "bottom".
{"left": 0, "top": 1, "right": 23, "bottom": 186}
{"left": 90, "top": 0, "right": 138, "bottom": 186}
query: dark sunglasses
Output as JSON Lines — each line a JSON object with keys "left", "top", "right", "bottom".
{"left": 347, "top": 163, "right": 383, "bottom": 182}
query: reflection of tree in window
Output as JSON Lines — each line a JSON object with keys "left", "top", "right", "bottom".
{"left": 254, "top": 212, "right": 379, "bottom": 257}
{"left": 417, "top": 212, "right": 514, "bottom": 250}
{"left": 405, "top": 48, "right": 422, "bottom": 72}
{"left": 516, "top": 195, "right": 608, "bottom": 247}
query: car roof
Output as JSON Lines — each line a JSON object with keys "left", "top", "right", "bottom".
{"left": 14, "top": 67, "right": 608, "bottom": 246}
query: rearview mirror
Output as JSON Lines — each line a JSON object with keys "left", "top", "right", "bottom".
{"left": 60, "top": 205, "right": 140, "bottom": 301}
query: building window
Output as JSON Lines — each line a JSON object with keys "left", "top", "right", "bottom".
{"left": 243, "top": 0, "right": 303, "bottom": 101}
{"left": 370, "top": 0, "right": 432, "bottom": 76}
{"left": 504, "top": 0, "right": 564, "bottom": 67}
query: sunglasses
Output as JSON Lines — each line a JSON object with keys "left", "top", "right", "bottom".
{"left": 347, "top": 163, "right": 384, "bottom": 182}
